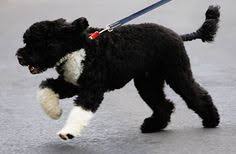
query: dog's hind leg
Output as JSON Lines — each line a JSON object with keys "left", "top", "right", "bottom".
{"left": 165, "top": 67, "right": 220, "bottom": 128}
{"left": 134, "top": 73, "right": 175, "bottom": 133}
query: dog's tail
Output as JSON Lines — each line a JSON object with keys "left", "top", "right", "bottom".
{"left": 181, "top": 5, "right": 220, "bottom": 42}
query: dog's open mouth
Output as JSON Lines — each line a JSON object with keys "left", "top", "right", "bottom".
{"left": 28, "top": 65, "right": 46, "bottom": 74}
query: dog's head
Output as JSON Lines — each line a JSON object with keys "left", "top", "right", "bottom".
{"left": 16, "top": 17, "right": 89, "bottom": 74}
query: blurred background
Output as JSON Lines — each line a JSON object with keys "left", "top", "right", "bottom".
{"left": 0, "top": 0, "right": 235, "bottom": 153}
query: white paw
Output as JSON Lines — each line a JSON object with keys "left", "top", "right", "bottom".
{"left": 57, "top": 127, "right": 79, "bottom": 140}
{"left": 57, "top": 106, "right": 93, "bottom": 140}
{"left": 37, "top": 88, "right": 62, "bottom": 120}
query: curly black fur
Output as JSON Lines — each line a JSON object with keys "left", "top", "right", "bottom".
{"left": 181, "top": 5, "right": 220, "bottom": 42}
{"left": 16, "top": 6, "right": 220, "bottom": 133}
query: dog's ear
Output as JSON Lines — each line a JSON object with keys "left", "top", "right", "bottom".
{"left": 72, "top": 17, "right": 89, "bottom": 32}
{"left": 54, "top": 18, "right": 66, "bottom": 24}
{"left": 53, "top": 18, "right": 75, "bottom": 35}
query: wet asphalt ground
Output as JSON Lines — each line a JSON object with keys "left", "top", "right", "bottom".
{"left": 0, "top": 0, "right": 236, "bottom": 153}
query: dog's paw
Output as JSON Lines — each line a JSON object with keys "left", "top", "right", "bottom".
{"left": 58, "top": 133, "right": 74, "bottom": 140}
{"left": 57, "top": 106, "right": 94, "bottom": 140}
{"left": 141, "top": 117, "right": 168, "bottom": 133}
{"left": 37, "top": 88, "right": 62, "bottom": 120}
{"left": 57, "top": 127, "right": 81, "bottom": 140}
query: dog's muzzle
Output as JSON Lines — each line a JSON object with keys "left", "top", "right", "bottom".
{"left": 16, "top": 48, "right": 28, "bottom": 66}
{"left": 16, "top": 49, "right": 46, "bottom": 74}
{"left": 16, "top": 55, "right": 28, "bottom": 67}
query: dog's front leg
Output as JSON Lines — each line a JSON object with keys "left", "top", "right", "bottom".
{"left": 57, "top": 89, "right": 104, "bottom": 140}
{"left": 37, "top": 77, "right": 79, "bottom": 120}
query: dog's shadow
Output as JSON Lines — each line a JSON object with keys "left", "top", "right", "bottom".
{"left": 37, "top": 127, "right": 221, "bottom": 153}
{"left": 36, "top": 131, "right": 173, "bottom": 153}
{"left": 38, "top": 141, "right": 94, "bottom": 154}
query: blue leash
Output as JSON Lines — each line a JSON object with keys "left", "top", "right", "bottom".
{"left": 89, "top": 0, "right": 173, "bottom": 39}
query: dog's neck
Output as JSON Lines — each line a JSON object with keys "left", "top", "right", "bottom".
{"left": 55, "top": 52, "right": 73, "bottom": 67}
{"left": 55, "top": 27, "right": 101, "bottom": 68}
{"left": 55, "top": 49, "right": 86, "bottom": 85}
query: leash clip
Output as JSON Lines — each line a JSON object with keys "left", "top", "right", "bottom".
{"left": 106, "top": 25, "right": 113, "bottom": 32}
{"left": 89, "top": 24, "right": 113, "bottom": 40}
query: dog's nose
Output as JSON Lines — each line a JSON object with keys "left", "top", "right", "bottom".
{"left": 17, "top": 55, "right": 27, "bottom": 66}
{"left": 16, "top": 48, "right": 28, "bottom": 66}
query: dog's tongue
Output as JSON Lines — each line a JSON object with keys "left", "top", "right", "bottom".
{"left": 28, "top": 65, "right": 39, "bottom": 74}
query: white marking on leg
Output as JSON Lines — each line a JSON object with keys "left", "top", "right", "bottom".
{"left": 37, "top": 88, "right": 62, "bottom": 120}
{"left": 57, "top": 106, "right": 93, "bottom": 140}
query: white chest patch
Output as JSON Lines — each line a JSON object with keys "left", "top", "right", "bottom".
{"left": 59, "top": 50, "right": 86, "bottom": 85}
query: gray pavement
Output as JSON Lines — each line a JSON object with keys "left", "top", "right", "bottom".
{"left": 0, "top": 0, "right": 236, "bottom": 153}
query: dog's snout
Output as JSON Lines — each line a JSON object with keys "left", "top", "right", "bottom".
{"left": 16, "top": 48, "right": 28, "bottom": 66}
{"left": 16, "top": 48, "right": 25, "bottom": 55}
{"left": 17, "top": 55, "right": 27, "bottom": 66}
{"left": 18, "top": 56, "right": 24, "bottom": 64}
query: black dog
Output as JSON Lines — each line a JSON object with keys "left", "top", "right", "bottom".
{"left": 16, "top": 6, "right": 220, "bottom": 140}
